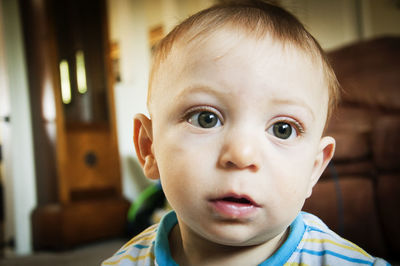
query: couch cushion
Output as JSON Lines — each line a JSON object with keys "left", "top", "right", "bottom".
{"left": 373, "top": 115, "right": 400, "bottom": 171}
{"left": 303, "top": 176, "right": 387, "bottom": 257}
{"left": 377, "top": 174, "right": 400, "bottom": 258}
{"left": 326, "top": 107, "right": 373, "bottom": 160}
{"left": 331, "top": 132, "right": 370, "bottom": 161}
{"left": 321, "top": 160, "right": 375, "bottom": 179}
{"left": 329, "top": 37, "right": 400, "bottom": 110}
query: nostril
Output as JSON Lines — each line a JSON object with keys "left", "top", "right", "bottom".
{"left": 225, "top": 161, "right": 236, "bottom": 169}
{"left": 248, "top": 164, "right": 258, "bottom": 172}
{"left": 223, "top": 160, "right": 258, "bottom": 172}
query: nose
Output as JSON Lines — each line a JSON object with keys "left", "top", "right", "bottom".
{"left": 218, "top": 130, "right": 261, "bottom": 172}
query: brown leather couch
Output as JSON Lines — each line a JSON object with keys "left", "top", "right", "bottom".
{"left": 303, "top": 36, "right": 400, "bottom": 261}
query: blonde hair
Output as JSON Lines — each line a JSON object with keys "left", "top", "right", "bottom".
{"left": 148, "top": 0, "right": 340, "bottom": 121}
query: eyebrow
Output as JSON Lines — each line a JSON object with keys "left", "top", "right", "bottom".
{"left": 269, "top": 98, "right": 315, "bottom": 121}
{"left": 176, "top": 85, "right": 229, "bottom": 100}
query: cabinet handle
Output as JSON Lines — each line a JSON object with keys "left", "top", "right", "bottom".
{"left": 0, "top": 116, "right": 10, "bottom": 122}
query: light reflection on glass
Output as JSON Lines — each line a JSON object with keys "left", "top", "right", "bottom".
{"left": 42, "top": 79, "right": 56, "bottom": 121}
{"left": 76, "top": 50, "right": 87, "bottom": 94}
{"left": 59, "top": 60, "right": 71, "bottom": 104}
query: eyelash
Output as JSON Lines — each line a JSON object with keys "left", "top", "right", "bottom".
{"left": 275, "top": 118, "right": 305, "bottom": 135}
{"left": 183, "top": 106, "right": 223, "bottom": 123}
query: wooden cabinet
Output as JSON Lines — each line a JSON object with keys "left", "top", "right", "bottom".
{"left": 20, "top": 0, "right": 129, "bottom": 249}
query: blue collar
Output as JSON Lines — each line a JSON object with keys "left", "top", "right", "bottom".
{"left": 259, "top": 213, "right": 305, "bottom": 265}
{"left": 155, "top": 211, "right": 305, "bottom": 265}
{"left": 155, "top": 211, "right": 179, "bottom": 266}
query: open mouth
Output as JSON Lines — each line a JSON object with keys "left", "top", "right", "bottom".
{"left": 211, "top": 194, "right": 260, "bottom": 207}
{"left": 221, "top": 196, "right": 252, "bottom": 205}
{"left": 209, "top": 194, "right": 259, "bottom": 218}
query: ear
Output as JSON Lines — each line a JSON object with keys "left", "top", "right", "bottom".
{"left": 133, "top": 113, "right": 160, "bottom": 180}
{"left": 306, "top": 136, "right": 335, "bottom": 198}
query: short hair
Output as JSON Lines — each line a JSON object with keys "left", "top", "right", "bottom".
{"left": 148, "top": 0, "right": 340, "bottom": 122}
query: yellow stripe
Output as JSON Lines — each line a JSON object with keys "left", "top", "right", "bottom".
{"left": 341, "top": 238, "right": 372, "bottom": 258}
{"left": 122, "top": 226, "right": 157, "bottom": 249}
{"left": 302, "top": 238, "right": 371, "bottom": 258}
{"left": 284, "top": 263, "right": 310, "bottom": 266}
{"left": 122, "top": 234, "right": 156, "bottom": 249}
{"left": 306, "top": 219, "right": 325, "bottom": 228}
{"left": 137, "top": 235, "right": 157, "bottom": 242}
{"left": 103, "top": 252, "right": 155, "bottom": 265}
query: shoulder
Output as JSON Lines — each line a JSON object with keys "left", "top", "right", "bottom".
{"left": 101, "top": 211, "right": 179, "bottom": 266}
{"left": 101, "top": 224, "right": 158, "bottom": 266}
{"left": 286, "top": 212, "right": 390, "bottom": 265}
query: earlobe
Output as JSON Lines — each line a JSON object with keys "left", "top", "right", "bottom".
{"left": 133, "top": 114, "right": 160, "bottom": 180}
{"left": 307, "top": 136, "right": 336, "bottom": 198}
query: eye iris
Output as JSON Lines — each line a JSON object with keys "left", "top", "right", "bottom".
{"left": 273, "top": 122, "right": 292, "bottom": 139}
{"left": 198, "top": 111, "right": 218, "bottom": 128}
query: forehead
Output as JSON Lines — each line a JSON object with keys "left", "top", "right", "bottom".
{"left": 150, "top": 27, "right": 328, "bottom": 120}
{"left": 165, "top": 25, "right": 320, "bottom": 69}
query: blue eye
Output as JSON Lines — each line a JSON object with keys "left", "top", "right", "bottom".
{"left": 188, "top": 111, "right": 222, "bottom": 128}
{"left": 267, "top": 121, "right": 298, "bottom": 139}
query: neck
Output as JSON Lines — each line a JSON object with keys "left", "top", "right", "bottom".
{"left": 169, "top": 222, "right": 289, "bottom": 266}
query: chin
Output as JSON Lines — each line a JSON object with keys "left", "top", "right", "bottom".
{"left": 202, "top": 226, "right": 268, "bottom": 247}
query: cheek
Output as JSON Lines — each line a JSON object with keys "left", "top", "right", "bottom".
{"left": 155, "top": 126, "right": 218, "bottom": 169}
{"left": 155, "top": 132, "right": 209, "bottom": 169}
{"left": 267, "top": 145, "right": 316, "bottom": 201}
{"left": 153, "top": 131, "right": 215, "bottom": 203}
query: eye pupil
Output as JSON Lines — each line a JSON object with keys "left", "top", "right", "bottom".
{"left": 273, "top": 122, "right": 292, "bottom": 139}
{"left": 198, "top": 111, "right": 218, "bottom": 128}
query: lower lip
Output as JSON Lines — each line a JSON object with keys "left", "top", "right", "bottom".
{"left": 209, "top": 200, "right": 258, "bottom": 219}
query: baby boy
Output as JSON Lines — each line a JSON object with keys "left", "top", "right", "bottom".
{"left": 103, "top": 1, "right": 389, "bottom": 265}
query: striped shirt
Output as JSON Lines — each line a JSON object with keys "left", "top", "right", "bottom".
{"left": 102, "top": 211, "right": 389, "bottom": 266}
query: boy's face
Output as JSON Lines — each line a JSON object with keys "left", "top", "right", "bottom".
{"left": 136, "top": 28, "right": 335, "bottom": 247}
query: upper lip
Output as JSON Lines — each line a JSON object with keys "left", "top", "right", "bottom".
{"left": 210, "top": 193, "right": 261, "bottom": 207}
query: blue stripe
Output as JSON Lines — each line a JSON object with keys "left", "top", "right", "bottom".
{"left": 134, "top": 244, "right": 149, "bottom": 249}
{"left": 116, "top": 250, "right": 126, "bottom": 255}
{"left": 296, "top": 248, "right": 373, "bottom": 265}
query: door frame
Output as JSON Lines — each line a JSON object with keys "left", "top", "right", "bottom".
{"left": 0, "top": 0, "right": 37, "bottom": 255}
